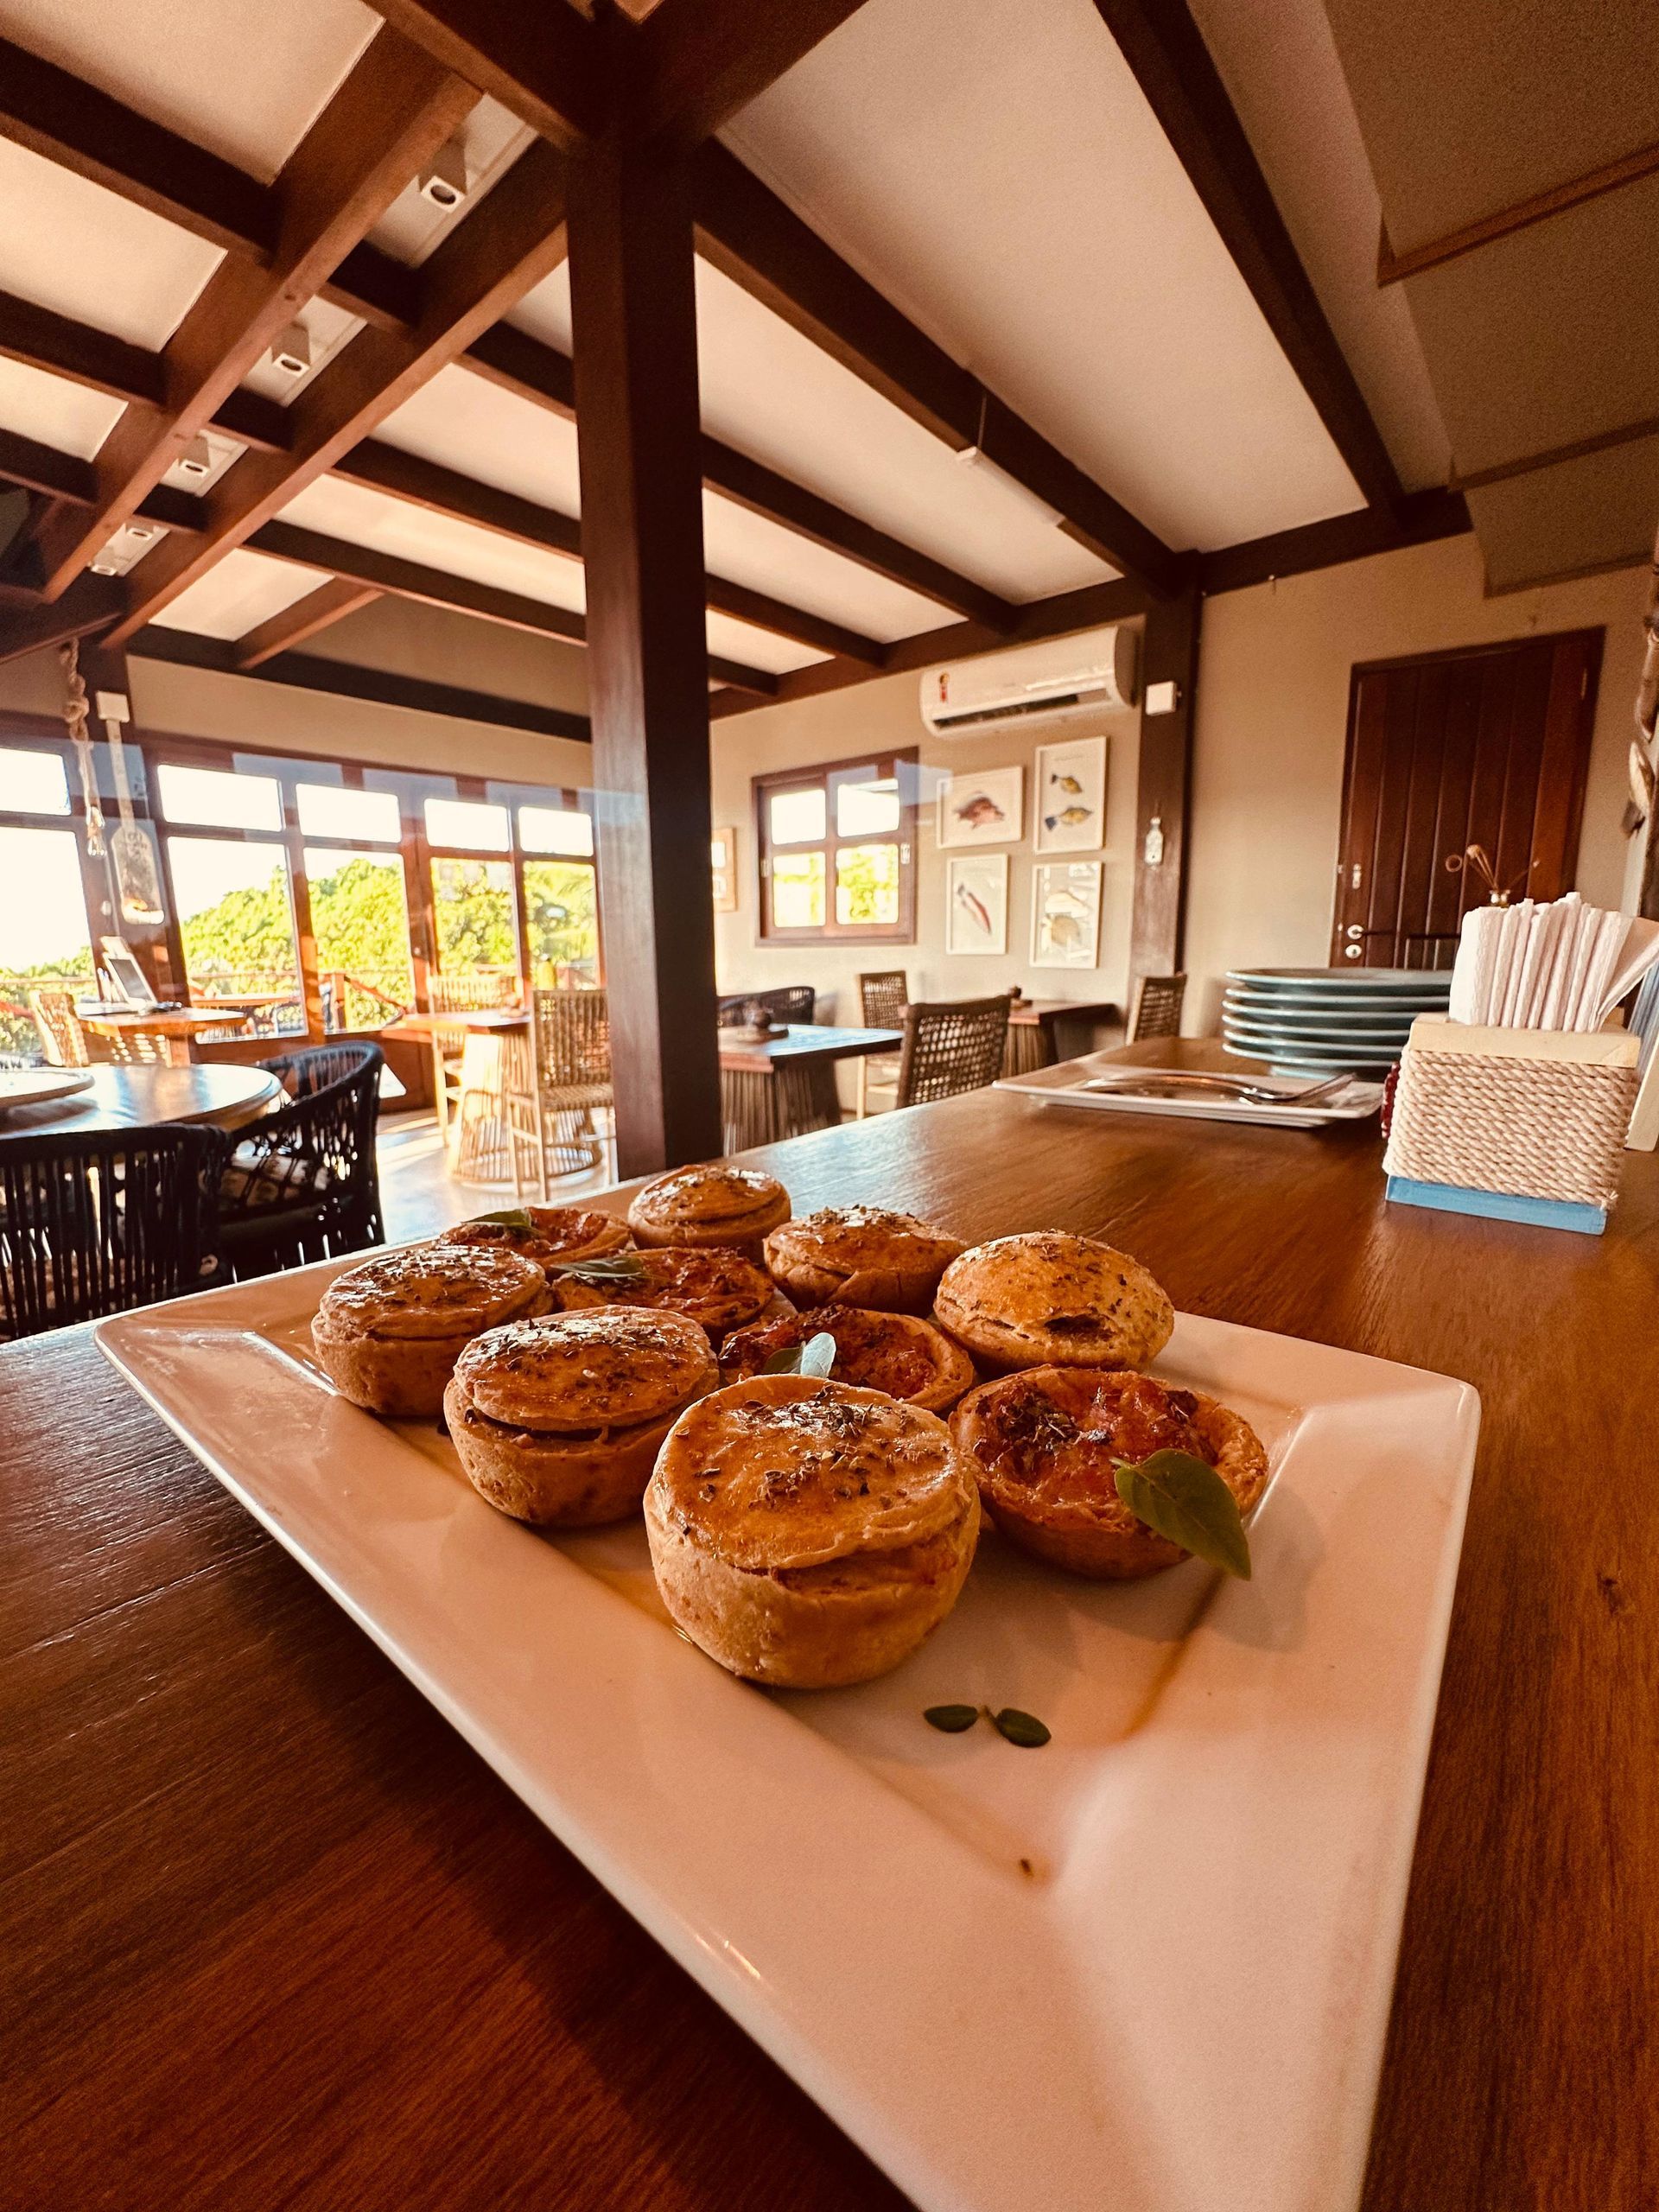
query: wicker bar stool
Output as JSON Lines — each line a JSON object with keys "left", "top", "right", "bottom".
{"left": 1128, "top": 973, "right": 1187, "bottom": 1042}
{"left": 502, "top": 989, "right": 613, "bottom": 1197}
{"left": 856, "top": 969, "right": 908, "bottom": 1116}
{"left": 29, "top": 988, "right": 93, "bottom": 1067}
{"left": 894, "top": 996, "right": 1012, "bottom": 1110}
{"left": 426, "top": 971, "right": 521, "bottom": 1142}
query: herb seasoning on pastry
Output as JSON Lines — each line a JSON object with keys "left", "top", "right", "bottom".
{"left": 438, "top": 1206, "right": 630, "bottom": 1273}
{"left": 720, "top": 1304, "right": 976, "bottom": 1414}
{"left": 645, "top": 1375, "right": 980, "bottom": 1688}
{"left": 626, "top": 1164, "right": 790, "bottom": 1253}
{"left": 312, "top": 1244, "right": 550, "bottom": 1417}
{"left": 952, "top": 1366, "right": 1267, "bottom": 1580}
{"left": 446, "top": 1306, "right": 717, "bottom": 1526}
{"left": 553, "top": 1244, "right": 790, "bottom": 1342}
{"left": 933, "top": 1231, "right": 1173, "bottom": 1372}
{"left": 762, "top": 1205, "right": 964, "bottom": 1313}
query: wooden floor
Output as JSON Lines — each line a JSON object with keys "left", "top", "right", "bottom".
{"left": 376, "top": 1111, "right": 612, "bottom": 1243}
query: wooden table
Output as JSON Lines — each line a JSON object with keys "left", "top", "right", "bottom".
{"left": 79, "top": 1007, "right": 259, "bottom": 1067}
{"left": 0, "top": 1061, "right": 282, "bottom": 1138}
{"left": 4, "top": 1072, "right": 1653, "bottom": 2209}
{"left": 717, "top": 1022, "right": 901, "bottom": 1147}
{"left": 1004, "top": 995, "right": 1121, "bottom": 1073}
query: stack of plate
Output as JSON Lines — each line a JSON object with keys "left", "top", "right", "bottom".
{"left": 1222, "top": 967, "right": 1452, "bottom": 1075}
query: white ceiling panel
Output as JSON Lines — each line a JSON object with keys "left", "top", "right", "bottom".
{"left": 375, "top": 365, "right": 950, "bottom": 639}
{"left": 0, "top": 0, "right": 378, "bottom": 182}
{"left": 506, "top": 263, "right": 573, "bottom": 353}
{"left": 728, "top": 0, "right": 1364, "bottom": 550}
{"left": 149, "top": 548, "right": 330, "bottom": 639}
{"left": 0, "top": 138, "right": 221, "bottom": 350}
{"left": 0, "top": 357, "right": 123, "bottom": 458}
{"left": 277, "top": 475, "right": 818, "bottom": 676}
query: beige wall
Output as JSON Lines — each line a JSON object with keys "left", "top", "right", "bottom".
{"left": 710, "top": 652, "right": 1144, "bottom": 1024}
{"left": 1184, "top": 535, "right": 1648, "bottom": 1032}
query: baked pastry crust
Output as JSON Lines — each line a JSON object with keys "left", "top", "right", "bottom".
{"left": 762, "top": 1206, "right": 964, "bottom": 1313}
{"left": 951, "top": 1365, "right": 1267, "bottom": 1579}
{"left": 645, "top": 1374, "right": 979, "bottom": 1688}
{"left": 554, "top": 1243, "right": 789, "bottom": 1341}
{"left": 720, "top": 1303, "right": 976, "bottom": 1414}
{"left": 445, "top": 1306, "right": 717, "bottom": 1526}
{"left": 312, "top": 1243, "right": 550, "bottom": 1417}
{"left": 627, "top": 1165, "right": 790, "bottom": 1253}
{"left": 438, "top": 1206, "right": 630, "bottom": 1273}
{"left": 934, "top": 1231, "right": 1173, "bottom": 1372}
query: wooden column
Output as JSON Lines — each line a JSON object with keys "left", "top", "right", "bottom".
{"left": 1128, "top": 583, "right": 1202, "bottom": 985}
{"left": 568, "top": 135, "right": 721, "bottom": 1173}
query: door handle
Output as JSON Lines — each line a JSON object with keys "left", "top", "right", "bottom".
{"left": 1344, "top": 925, "right": 1363, "bottom": 940}
{"left": 1343, "top": 944, "right": 1363, "bottom": 959}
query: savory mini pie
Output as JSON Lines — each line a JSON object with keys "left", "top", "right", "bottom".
{"left": 312, "top": 1243, "right": 550, "bottom": 1417}
{"left": 934, "top": 1231, "right": 1173, "bottom": 1372}
{"left": 446, "top": 1306, "right": 718, "bottom": 1526}
{"left": 553, "top": 1244, "right": 789, "bottom": 1342}
{"left": 952, "top": 1366, "right": 1267, "bottom": 1580}
{"left": 762, "top": 1205, "right": 964, "bottom": 1313}
{"left": 438, "top": 1205, "right": 630, "bottom": 1274}
{"left": 627, "top": 1164, "right": 790, "bottom": 1253}
{"left": 645, "top": 1375, "right": 980, "bottom": 1688}
{"left": 720, "top": 1303, "right": 976, "bottom": 1414}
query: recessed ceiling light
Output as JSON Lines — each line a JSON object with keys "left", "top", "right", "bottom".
{"left": 178, "top": 435, "right": 213, "bottom": 480}
{"left": 270, "top": 321, "right": 311, "bottom": 378}
{"left": 417, "top": 138, "right": 468, "bottom": 210}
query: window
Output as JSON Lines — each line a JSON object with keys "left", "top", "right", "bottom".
{"left": 519, "top": 804, "right": 594, "bottom": 856}
{"left": 523, "top": 858, "right": 599, "bottom": 986}
{"left": 430, "top": 857, "right": 518, "bottom": 980}
{"left": 304, "top": 846, "right": 416, "bottom": 1032}
{"left": 425, "top": 796, "right": 510, "bottom": 852}
{"left": 0, "top": 826, "right": 96, "bottom": 1062}
{"left": 156, "top": 762, "right": 283, "bottom": 831}
{"left": 166, "top": 835, "right": 304, "bottom": 1027}
{"left": 296, "top": 782, "right": 401, "bottom": 843}
{"left": 753, "top": 751, "right": 917, "bottom": 943}
{"left": 0, "top": 746, "right": 72, "bottom": 816}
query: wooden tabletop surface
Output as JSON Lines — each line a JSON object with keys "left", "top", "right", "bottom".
{"left": 4, "top": 1084, "right": 1654, "bottom": 2209}
{"left": 716, "top": 1021, "right": 901, "bottom": 1070}
{"left": 1005, "top": 995, "right": 1118, "bottom": 1025}
{"left": 0, "top": 1061, "right": 283, "bottom": 1137}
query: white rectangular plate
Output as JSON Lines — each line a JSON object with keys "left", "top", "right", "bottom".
{"left": 99, "top": 1262, "right": 1477, "bottom": 2212}
{"left": 997, "top": 1053, "right": 1384, "bottom": 1128}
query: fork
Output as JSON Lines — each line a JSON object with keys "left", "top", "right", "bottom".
{"left": 1079, "top": 1071, "right": 1357, "bottom": 1107}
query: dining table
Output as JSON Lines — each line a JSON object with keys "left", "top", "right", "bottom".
{"left": 3, "top": 1057, "right": 1652, "bottom": 2210}
{"left": 0, "top": 1059, "right": 283, "bottom": 1137}
{"left": 717, "top": 1020, "right": 902, "bottom": 1147}
{"left": 77, "top": 1005, "right": 262, "bottom": 1067}
{"left": 1002, "top": 994, "right": 1121, "bottom": 1073}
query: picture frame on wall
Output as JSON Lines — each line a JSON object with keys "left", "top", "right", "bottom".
{"left": 945, "top": 852, "right": 1009, "bottom": 956}
{"left": 936, "top": 764, "right": 1023, "bottom": 848}
{"left": 710, "top": 825, "right": 738, "bottom": 912}
{"left": 1033, "top": 735, "right": 1107, "bottom": 853}
{"left": 1030, "top": 860, "right": 1103, "bottom": 969}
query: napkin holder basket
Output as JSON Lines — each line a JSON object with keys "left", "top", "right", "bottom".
{"left": 1382, "top": 1016, "right": 1640, "bottom": 1236}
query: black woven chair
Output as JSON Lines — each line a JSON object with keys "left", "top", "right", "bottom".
{"left": 717, "top": 985, "right": 819, "bottom": 1027}
{"left": 218, "top": 1041, "right": 385, "bottom": 1279}
{"left": 0, "top": 1123, "right": 226, "bottom": 1339}
{"left": 894, "top": 996, "right": 1012, "bottom": 1110}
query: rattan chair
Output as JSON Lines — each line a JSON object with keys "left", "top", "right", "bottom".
{"left": 855, "top": 969, "right": 908, "bottom": 1115}
{"left": 217, "top": 1041, "right": 385, "bottom": 1279}
{"left": 504, "top": 988, "right": 613, "bottom": 1195}
{"left": 425, "top": 971, "right": 521, "bottom": 1140}
{"left": 29, "top": 988, "right": 91, "bottom": 1067}
{"left": 0, "top": 1123, "right": 226, "bottom": 1338}
{"left": 1128, "top": 973, "right": 1187, "bottom": 1042}
{"left": 716, "top": 985, "right": 819, "bottom": 1027}
{"left": 894, "top": 996, "right": 1012, "bottom": 1110}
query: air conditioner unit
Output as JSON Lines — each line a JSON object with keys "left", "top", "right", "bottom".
{"left": 918, "top": 626, "right": 1139, "bottom": 735}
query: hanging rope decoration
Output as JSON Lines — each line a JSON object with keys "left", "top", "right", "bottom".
{"left": 59, "top": 638, "right": 105, "bottom": 859}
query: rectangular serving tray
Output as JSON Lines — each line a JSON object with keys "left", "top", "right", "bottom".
{"left": 997, "top": 1052, "right": 1384, "bottom": 1128}
{"left": 99, "top": 1261, "right": 1478, "bottom": 2212}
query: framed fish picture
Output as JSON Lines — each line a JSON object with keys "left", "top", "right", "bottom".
{"left": 945, "top": 853, "right": 1009, "bottom": 957}
{"left": 1030, "top": 860, "right": 1102, "bottom": 969}
{"left": 936, "top": 764, "right": 1023, "bottom": 848}
{"left": 1033, "top": 735, "right": 1107, "bottom": 853}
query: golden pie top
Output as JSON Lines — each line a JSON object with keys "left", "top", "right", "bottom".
{"left": 721, "top": 1304, "right": 950, "bottom": 1402}
{"left": 627, "top": 1164, "right": 789, "bottom": 1232}
{"left": 439, "top": 1207, "right": 630, "bottom": 1267}
{"left": 317, "top": 1244, "right": 546, "bottom": 1340}
{"left": 764, "top": 1205, "right": 963, "bottom": 1275}
{"left": 935, "top": 1232, "right": 1173, "bottom": 1363}
{"left": 451, "top": 1306, "right": 715, "bottom": 1433}
{"left": 555, "top": 1244, "right": 778, "bottom": 1335}
{"left": 652, "top": 1375, "right": 969, "bottom": 1571}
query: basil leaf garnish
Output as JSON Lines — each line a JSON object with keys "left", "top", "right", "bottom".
{"left": 1113, "top": 1448, "right": 1252, "bottom": 1580}
{"left": 924, "top": 1704, "right": 981, "bottom": 1734}
{"left": 551, "top": 1252, "right": 648, "bottom": 1287}
{"left": 992, "top": 1707, "right": 1052, "bottom": 1749}
{"left": 761, "top": 1330, "right": 837, "bottom": 1378}
{"left": 471, "top": 1207, "right": 534, "bottom": 1229}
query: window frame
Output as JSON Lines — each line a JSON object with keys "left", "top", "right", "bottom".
{"left": 753, "top": 747, "right": 918, "bottom": 945}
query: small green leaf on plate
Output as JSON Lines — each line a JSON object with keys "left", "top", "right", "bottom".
{"left": 471, "top": 1207, "right": 533, "bottom": 1229}
{"left": 762, "top": 1330, "right": 837, "bottom": 1378}
{"left": 551, "top": 1252, "right": 649, "bottom": 1286}
{"left": 1114, "top": 1448, "right": 1252, "bottom": 1580}
{"left": 924, "top": 1704, "right": 982, "bottom": 1734}
{"left": 992, "top": 1707, "right": 1051, "bottom": 1749}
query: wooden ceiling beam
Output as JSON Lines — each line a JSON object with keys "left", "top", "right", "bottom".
{"left": 627, "top": 0, "right": 875, "bottom": 154}
{"left": 1195, "top": 488, "right": 1469, "bottom": 597}
{"left": 32, "top": 32, "right": 479, "bottom": 601}
{"left": 0, "top": 424, "right": 204, "bottom": 535}
{"left": 692, "top": 144, "right": 1181, "bottom": 594}
{"left": 1090, "top": 0, "right": 1403, "bottom": 514}
{"left": 247, "top": 517, "right": 778, "bottom": 696}
{"left": 232, "top": 577, "right": 382, "bottom": 668}
{"left": 105, "top": 139, "right": 576, "bottom": 645}
{"left": 0, "top": 572, "right": 124, "bottom": 664}
{"left": 360, "top": 0, "right": 609, "bottom": 149}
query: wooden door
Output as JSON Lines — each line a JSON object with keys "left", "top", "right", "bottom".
{"left": 1331, "top": 629, "right": 1603, "bottom": 969}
